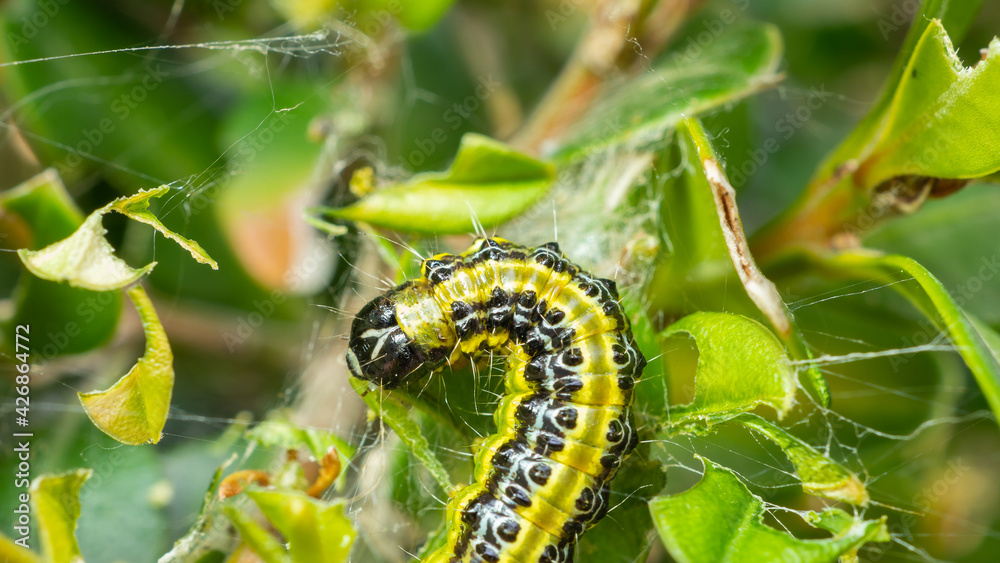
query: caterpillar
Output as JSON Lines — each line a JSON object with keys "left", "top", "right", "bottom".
{"left": 347, "top": 238, "right": 645, "bottom": 563}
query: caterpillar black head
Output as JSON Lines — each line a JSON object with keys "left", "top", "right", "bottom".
{"left": 347, "top": 293, "right": 433, "bottom": 388}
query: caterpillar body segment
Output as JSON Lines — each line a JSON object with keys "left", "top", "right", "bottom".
{"left": 348, "top": 238, "right": 645, "bottom": 562}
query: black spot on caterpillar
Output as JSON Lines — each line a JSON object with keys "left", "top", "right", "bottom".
{"left": 348, "top": 238, "right": 645, "bottom": 562}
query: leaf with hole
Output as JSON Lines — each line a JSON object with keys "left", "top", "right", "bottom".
{"left": 649, "top": 458, "right": 888, "bottom": 563}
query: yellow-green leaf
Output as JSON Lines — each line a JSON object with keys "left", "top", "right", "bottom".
{"left": 757, "top": 15, "right": 1000, "bottom": 255}
{"left": 79, "top": 285, "right": 174, "bottom": 445}
{"left": 222, "top": 504, "right": 290, "bottom": 563}
{"left": 0, "top": 169, "right": 123, "bottom": 356}
{"left": 16, "top": 185, "right": 216, "bottom": 292}
{"left": 730, "top": 414, "right": 868, "bottom": 506}
{"left": 109, "top": 187, "right": 217, "bottom": 269}
{"left": 31, "top": 469, "right": 91, "bottom": 563}
{"left": 858, "top": 22, "right": 1000, "bottom": 187}
{"left": 246, "top": 490, "right": 357, "bottom": 563}
{"left": 816, "top": 1, "right": 986, "bottom": 187}
{"left": 17, "top": 210, "right": 155, "bottom": 291}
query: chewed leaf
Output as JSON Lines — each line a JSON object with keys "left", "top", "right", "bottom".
{"left": 31, "top": 469, "right": 91, "bottom": 563}
{"left": 827, "top": 251, "right": 1000, "bottom": 425}
{"left": 818, "top": 2, "right": 983, "bottom": 180}
{"left": 1, "top": 169, "right": 123, "bottom": 356}
{"left": 17, "top": 211, "right": 156, "bottom": 291}
{"left": 553, "top": 21, "right": 782, "bottom": 160}
{"left": 856, "top": 22, "right": 1000, "bottom": 187}
{"left": 649, "top": 458, "right": 888, "bottom": 563}
{"left": 661, "top": 312, "right": 797, "bottom": 419}
{"left": 315, "top": 133, "right": 554, "bottom": 234}
{"left": 246, "top": 490, "right": 357, "bottom": 563}
{"left": 731, "top": 414, "right": 869, "bottom": 506}
{"left": 17, "top": 184, "right": 216, "bottom": 291}
{"left": 680, "top": 119, "right": 792, "bottom": 337}
{"left": 79, "top": 285, "right": 174, "bottom": 445}
{"left": 760, "top": 17, "right": 1000, "bottom": 254}
{"left": 350, "top": 378, "right": 453, "bottom": 492}
{"left": 110, "top": 186, "right": 218, "bottom": 269}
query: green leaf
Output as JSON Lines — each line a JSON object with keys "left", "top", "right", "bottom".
{"left": 246, "top": 490, "right": 357, "bottom": 563}
{"left": 315, "top": 133, "right": 554, "bottom": 234}
{"left": 0, "top": 169, "right": 122, "bottom": 356}
{"left": 31, "top": 469, "right": 91, "bottom": 563}
{"left": 819, "top": 0, "right": 986, "bottom": 182}
{"left": 855, "top": 22, "right": 1000, "bottom": 188}
{"left": 17, "top": 210, "right": 156, "bottom": 291}
{"left": 825, "top": 251, "right": 1000, "bottom": 424}
{"left": 350, "top": 378, "right": 453, "bottom": 492}
{"left": 553, "top": 21, "right": 783, "bottom": 160}
{"left": 17, "top": 186, "right": 216, "bottom": 292}
{"left": 78, "top": 285, "right": 174, "bottom": 445}
{"left": 756, "top": 15, "right": 1000, "bottom": 257}
{"left": 729, "top": 414, "right": 868, "bottom": 506}
{"left": 222, "top": 504, "right": 290, "bottom": 563}
{"left": 661, "top": 311, "right": 797, "bottom": 420}
{"left": 649, "top": 458, "right": 888, "bottom": 563}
